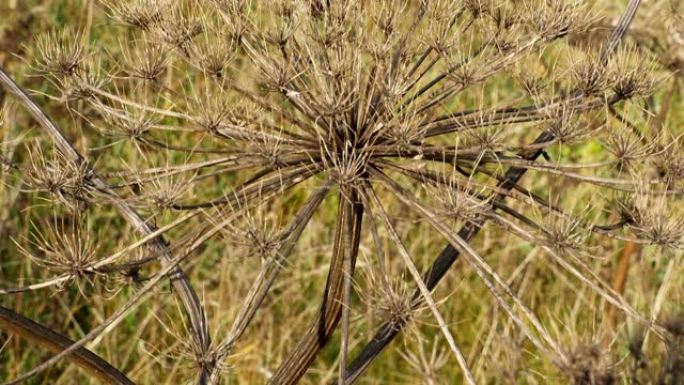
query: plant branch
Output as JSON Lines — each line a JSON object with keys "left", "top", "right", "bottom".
{"left": 268, "top": 189, "right": 364, "bottom": 385}
{"left": 0, "top": 306, "right": 135, "bottom": 385}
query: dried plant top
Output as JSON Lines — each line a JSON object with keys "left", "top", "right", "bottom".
{"left": 2, "top": 0, "right": 683, "bottom": 384}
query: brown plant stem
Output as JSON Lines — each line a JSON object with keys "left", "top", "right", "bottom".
{"left": 0, "top": 305, "right": 135, "bottom": 385}
{"left": 268, "top": 190, "right": 364, "bottom": 385}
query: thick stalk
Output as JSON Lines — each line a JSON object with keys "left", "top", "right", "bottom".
{"left": 268, "top": 189, "right": 364, "bottom": 385}
{"left": 0, "top": 306, "right": 135, "bottom": 385}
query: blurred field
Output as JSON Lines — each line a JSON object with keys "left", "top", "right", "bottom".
{"left": 1, "top": 1, "right": 683, "bottom": 384}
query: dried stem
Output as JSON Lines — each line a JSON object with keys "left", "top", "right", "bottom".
{"left": 0, "top": 306, "right": 135, "bottom": 385}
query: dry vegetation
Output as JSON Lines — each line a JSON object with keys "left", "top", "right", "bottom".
{"left": 0, "top": 0, "right": 683, "bottom": 384}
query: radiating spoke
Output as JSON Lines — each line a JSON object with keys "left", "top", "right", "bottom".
{"left": 268, "top": 189, "right": 364, "bottom": 385}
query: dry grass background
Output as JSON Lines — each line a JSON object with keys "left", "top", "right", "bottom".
{"left": 0, "top": 0, "right": 683, "bottom": 384}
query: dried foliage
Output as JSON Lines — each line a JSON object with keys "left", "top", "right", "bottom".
{"left": 0, "top": 0, "right": 683, "bottom": 384}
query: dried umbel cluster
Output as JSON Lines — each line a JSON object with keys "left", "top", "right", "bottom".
{"left": 1, "top": 0, "right": 683, "bottom": 384}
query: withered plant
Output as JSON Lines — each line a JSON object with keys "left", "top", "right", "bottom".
{"left": 1, "top": 0, "right": 683, "bottom": 384}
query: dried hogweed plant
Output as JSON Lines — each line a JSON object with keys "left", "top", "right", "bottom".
{"left": 0, "top": 0, "right": 683, "bottom": 384}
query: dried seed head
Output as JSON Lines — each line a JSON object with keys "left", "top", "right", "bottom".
{"left": 97, "top": 105, "right": 156, "bottom": 141}
{"left": 515, "top": 59, "right": 552, "bottom": 97}
{"left": 545, "top": 106, "right": 592, "bottom": 144}
{"left": 465, "top": 125, "right": 506, "bottom": 153}
{"left": 219, "top": 207, "right": 282, "bottom": 263}
{"left": 421, "top": 1, "right": 464, "bottom": 52}
{"left": 631, "top": 195, "right": 684, "bottom": 249}
{"left": 359, "top": 269, "right": 425, "bottom": 331}
{"left": 608, "top": 47, "right": 660, "bottom": 99}
{"left": 137, "top": 171, "right": 196, "bottom": 211}
{"left": 17, "top": 213, "right": 99, "bottom": 282}
{"left": 604, "top": 130, "right": 652, "bottom": 172}
{"left": 262, "top": 0, "right": 302, "bottom": 47}
{"left": 101, "top": 0, "right": 167, "bottom": 30}
{"left": 191, "top": 94, "right": 231, "bottom": 135}
{"left": 191, "top": 26, "right": 236, "bottom": 78}
{"left": 610, "top": 193, "right": 644, "bottom": 226}
{"left": 120, "top": 40, "right": 168, "bottom": 82}
{"left": 444, "top": 59, "right": 478, "bottom": 89}
{"left": 422, "top": 16, "right": 458, "bottom": 54}
{"left": 152, "top": 6, "right": 203, "bottom": 52}
{"left": 524, "top": 1, "right": 588, "bottom": 39}
{"left": 25, "top": 146, "right": 92, "bottom": 206}
{"left": 148, "top": 313, "right": 228, "bottom": 379}
{"left": 33, "top": 28, "right": 87, "bottom": 79}
{"left": 245, "top": 129, "right": 286, "bottom": 168}
{"left": 569, "top": 51, "right": 608, "bottom": 96}
{"left": 250, "top": 53, "right": 292, "bottom": 94}
{"left": 539, "top": 213, "right": 589, "bottom": 254}
{"left": 432, "top": 178, "right": 490, "bottom": 223}
{"left": 383, "top": 110, "right": 427, "bottom": 149}
{"left": 59, "top": 58, "right": 108, "bottom": 102}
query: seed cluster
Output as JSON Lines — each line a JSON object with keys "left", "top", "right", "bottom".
{"left": 1, "top": 0, "right": 683, "bottom": 384}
